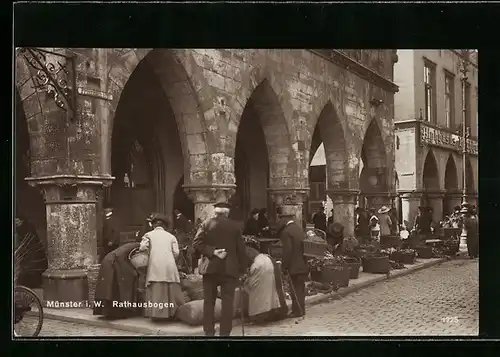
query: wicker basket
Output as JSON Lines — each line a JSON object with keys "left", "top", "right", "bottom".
{"left": 362, "top": 254, "right": 390, "bottom": 274}
{"left": 303, "top": 240, "right": 328, "bottom": 257}
{"left": 87, "top": 264, "right": 101, "bottom": 306}
{"left": 380, "top": 235, "right": 402, "bottom": 249}
{"left": 416, "top": 246, "right": 433, "bottom": 259}
{"left": 344, "top": 257, "right": 362, "bottom": 279}
{"left": 311, "top": 264, "right": 350, "bottom": 287}
{"left": 129, "top": 248, "right": 149, "bottom": 269}
{"left": 390, "top": 251, "right": 416, "bottom": 265}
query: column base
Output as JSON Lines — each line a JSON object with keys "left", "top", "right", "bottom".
{"left": 42, "top": 269, "right": 88, "bottom": 304}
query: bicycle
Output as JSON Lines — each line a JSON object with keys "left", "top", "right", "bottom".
{"left": 14, "top": 284, "right": 44, "bottom": 337}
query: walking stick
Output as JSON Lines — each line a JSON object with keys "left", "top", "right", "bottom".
{"left": 285, "top": 272, "right": 304, "bottom": 320}
{"left": 240, "top": 278, "right": 245, "bottom": 336}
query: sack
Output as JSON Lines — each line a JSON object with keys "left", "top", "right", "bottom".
{"left": 182, "top": 290, "right": 191, "bottom": 305}
{"left": 176, "top": 299, "right": 222, "bottom": 325}
{"left": 181, "top": 274, "right": 204, "bottom": 301}
{"left": 198, "top": 256, "right": 209, "bottom": 275}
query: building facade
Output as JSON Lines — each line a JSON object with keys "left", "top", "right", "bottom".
{"left": 15, "top": 48, "right": 399, "bottom": 302}
{"left": 394, "top": 50, "right": 478, "bottom": 228}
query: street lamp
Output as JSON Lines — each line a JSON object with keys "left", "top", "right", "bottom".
{"left": 457, "top": 49, "right": 474, "bottom": 206}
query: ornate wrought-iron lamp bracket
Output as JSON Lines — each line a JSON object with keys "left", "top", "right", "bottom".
{"left": 17, "top": 47, "right": 77, "bottom": 121}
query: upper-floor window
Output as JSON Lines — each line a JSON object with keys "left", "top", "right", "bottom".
{"left": 424, "top": 61, "right": 436, "bottom": 122}
{"left": 444, "top": 72, "right": 455, "bottom": 128}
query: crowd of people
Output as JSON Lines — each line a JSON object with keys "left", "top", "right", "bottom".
{"left": 92, "top": 200, "right": 308, "bottom": 336}
{"left": 14, "top": 196, "right": 479, "bottom": 337}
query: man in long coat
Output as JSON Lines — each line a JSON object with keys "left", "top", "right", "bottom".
{"left": 193, "top": 199, "right": 248, "bottom": 336}
{"left": 102, "top": 208, "right": 121, "bottom": 260}
{"left": 276, "top": 211, "right": 309, "bottom": 318}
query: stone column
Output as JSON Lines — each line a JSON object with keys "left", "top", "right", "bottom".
{"left": 327, "top": 189, "right": 359, "bottom": 238}
{"left": 400, "top": 192, "right": 423, "bottom": 229}
{"left": 26, "top": 175, "right": 113, "bottom": 303}
{"left": 268, "top": 188, "right": 309, "bottom": 226}
{"left": 184, "top": 184, "right": 236, "bottom": 224}
{"left": 427, "top": 190, "right": 445, "bottom": 223}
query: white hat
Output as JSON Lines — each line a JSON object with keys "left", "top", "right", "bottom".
{"left": 378, "top": 206, "right": 390, "bottom": 214}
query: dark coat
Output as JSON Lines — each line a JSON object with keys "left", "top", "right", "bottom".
{"left": 356, "top": 211, "right": 370, "bottom": 237}
{"left": 243, "top": 218, "right": 260, "bottom": 236}
{"left": 103, "top": 216, "right": 121, "bottom": 253}
{"left": 93, "top": 242, "right": 139, "bottom": 316}
{"left": 193, "top": 216, "right": 248, "bottom": 279}
{"left": 258, "top": 214, "right": 270, "bottom": 232}
{"left": 276, "top": 219, "right": 309, "bottom": 276}
{"left": 312, "top": 212, "right": 327, "bottom": 232}
{"left": 464, "top": 216, "right": 478, "bottom": 239}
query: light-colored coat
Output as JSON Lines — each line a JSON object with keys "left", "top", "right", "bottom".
{"left": 378, "top": 213, "right": 392, "bottom": 236}
{"left": 139, "top": 227, "right": 180, "bottom": 285}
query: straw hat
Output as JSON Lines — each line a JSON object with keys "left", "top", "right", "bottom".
{"left": 378, "top": 206, "right": 390, "bottom": 214}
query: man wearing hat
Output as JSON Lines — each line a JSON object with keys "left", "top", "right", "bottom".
{"left": 275, "top": 208, "right": 309, "bottom": 318}
{"left": 102, "top": 207, "right": 121, "bottom": 260}
{"left": 243, "top": 208, "right": 261, "bottom": 236}
{"left": 193, "top": 199, "right": 248, "bottom": 336}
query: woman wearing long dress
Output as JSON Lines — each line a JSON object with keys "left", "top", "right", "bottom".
{"left": 139, "top": 213, "right": 184, "bottom": 320}
{"left": 243, "top": 245, "right": 288, "bottom": 324}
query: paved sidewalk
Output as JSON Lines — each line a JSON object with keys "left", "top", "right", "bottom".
{"left": 37, "top": 257, "right": 448, "bottom": 336}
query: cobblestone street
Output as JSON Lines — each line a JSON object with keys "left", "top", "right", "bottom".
{"left": 36, "top": 259, "right": 478, "bottom": 337}
{"left": 231, "top": 258, "right": 479, "bottom": 336}
{"left": 39, "top": 319, "right": 143, "bottom": 337}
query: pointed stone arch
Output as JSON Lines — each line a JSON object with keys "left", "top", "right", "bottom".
{"left": 106, "top": 48, "right": 217, "bottom": 185}
{"left": 444, "top": 154, "right": 459, "bottom": 191}
{"left": 422, "top": 149, "right": 440, "bottom": 190}
{"left": 310, "top": 101, "right": 349, "bottom": 189}
{"left": 360, "top": 119, "right": 389, "bottom": 193}
{"left": 233, "top": 77, "right": 298, "bottom": 189}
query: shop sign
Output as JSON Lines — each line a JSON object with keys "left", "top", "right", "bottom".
{"left": 420, "top": 124, "right": 477, "bottom": 155}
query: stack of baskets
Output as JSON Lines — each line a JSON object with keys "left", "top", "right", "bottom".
{"left": 87, "top": 264, "right": 101, "bottom": 306}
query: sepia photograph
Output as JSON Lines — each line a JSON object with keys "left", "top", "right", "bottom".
{"left": 13, "top": 47, "right": 478, "bottom": 338}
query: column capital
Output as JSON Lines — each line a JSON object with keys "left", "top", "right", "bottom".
{"left": 183, "top": 184, "right": 236, "bottom": 204}
{"left": 25, "top": 175, "right": 114, "bottom": 204}
{"left": 25, "top": 174, "right": 115, "bottom": 187}
{"left": 267, "top": 187, "right": 309, "bottom": 205}
{"left": 327, "top": 189, "right": 359, "bottom": 204}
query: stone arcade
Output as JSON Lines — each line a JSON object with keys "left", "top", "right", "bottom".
{"left": 15, "top": 48, "right": 399, "bottom": 303}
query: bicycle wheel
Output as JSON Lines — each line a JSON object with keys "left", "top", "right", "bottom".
{"left": 14, "top": 285, "right": 44, "bottom": 337}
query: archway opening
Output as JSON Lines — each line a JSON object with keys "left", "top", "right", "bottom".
{"left": 422, "top": 150, "right": 439, "bottom": 191}
{"left": 307, "top": 102, "right": 347, "bottom": 224}
{"left": 108, "top": 55, "right": 186, "bottom": 242}
{"left": 444, "top": 154, "right": 458, "bottom": 216}
{"left": 233, "top": 83, "right": 272, "bottom": 223}
{"left": 15, "top": 90, "right": 47, "bottom": 250}
{"left": 359, "top": 120, "right": 388, "bottom": 207}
